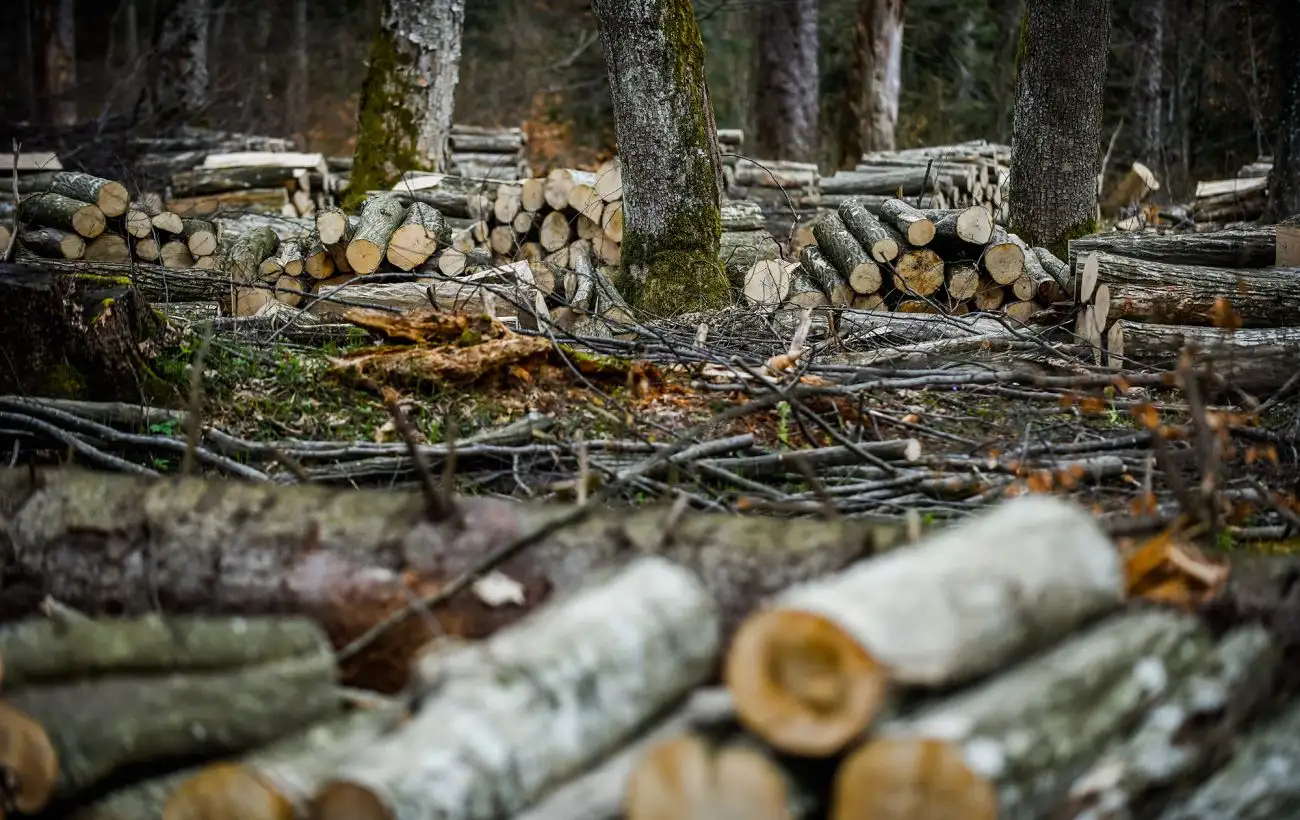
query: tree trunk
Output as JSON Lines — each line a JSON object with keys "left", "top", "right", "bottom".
{"left": 840, "top": 0, "right": 905, "bottom": 168}
{"left": 347, "top": 0, "right": 467, "bottom": 205}
{"left": 140, "top": 0, "right": 212, "bottom": 128}
{"left": 1265, "top": 0, "right": 1300, "bottom": 221}
{"left": 752, "top": 0, "right": 820, "bottom": 163}
{"left": 289, "top": 0, "right": 310, "bottom": 128}
{"left": 1008, "top": 0, "right": 1111, "bottom": 257}
{"left": 1132, "top": 0, "right": 1165, "bottom": 167}
{"left": 34, "top": 0, "right": 77, "bottom": 126}
{"left": 591, "top": 0, "right": 730, "bottom": 316}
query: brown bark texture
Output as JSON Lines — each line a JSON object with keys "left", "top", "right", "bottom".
{"left": 1265, "top": 0, "right": 1300, "bottom": 221}
{"left": 1131, "top": 0, "right": 1164, "bottom": 165}
{"left": 840, "top": 0, "right": 905, "bottom": 166}
{"left": 1008, "top": 0, "right": 1112, "bottom": 256}
{"left": 753, "top": 0, "right": 821, "bottom": 162}
{"left": 140, "top": 0, "right": 212, "bottom": 127}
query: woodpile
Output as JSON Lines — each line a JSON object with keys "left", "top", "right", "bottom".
{"left": 736, "top": 197, "right": 1062, "bottom": 322}
{"left": 446, "top": 124, "right": 532, "bottom": 180}
{"left": 1, "top": 471, "right": 1285, "bottom": 820}
{"left": 825, "top": 138, "right": 1010, "bottom": 218}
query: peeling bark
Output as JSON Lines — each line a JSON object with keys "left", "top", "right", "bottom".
{"left": 753, "top": 0, "right": 820, "bottom": 162}
{"left": 348, "top": 0, "right": 467, "bottom": 203}
{"left": 591, "top": 0, "right": 729, "bottom": 316}
{"left": 1008, "top": 0, "right": 1111, "bottom": 257}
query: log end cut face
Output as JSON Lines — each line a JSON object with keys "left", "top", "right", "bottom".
{"left": 0, "top": 701, "right": 59, "bottom": 815}
{"left": 831, "top": 736, "right": 998, "bottom": 820}
{"left": 163, "top": 763, "right": 295, "bottom": 820}
{"left": 725, "top": 608, "right": 887, "bottom": 757}
{"left": 310, "top": 779, "right": 395, "bottom": 820}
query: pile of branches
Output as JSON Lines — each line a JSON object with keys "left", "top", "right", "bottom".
{"left": 0, "top": 472, "right": 1295, "bottom": 819}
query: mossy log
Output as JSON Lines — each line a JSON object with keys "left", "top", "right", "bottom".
{"left": 0, "top": 263, "right": 164, "bottom": 401}
{"left": 1069, "top": 226, "right": 1277, "bottom": 269}
{"left": 5, "top": 616, "right": 340, "bottom": 809}
{"left": 1113, "top": 321, "right": 1300, "bottom": 395}
{"left": 811, "top": 213, "right": 881, "bottom": 294}
{"left": 14, "top": 172, "right": 130, "bottom": 218}
{"left": 725, "top": 495, "right": 1123, "bottom": 756}
{"left": 1083, "top": 250, "right": 1300, "bottom": 327}
{"left": 18, "top": 193, "right": 105, "bottom": 239}
{"left": 310, "top": 556, "right": 719, "bottom": 820}
{"left": 840, "top": 610, "right": 1215, "bottom": 819}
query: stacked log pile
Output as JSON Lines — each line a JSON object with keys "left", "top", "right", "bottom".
{"left": 1, "top": 471, "right": 1289, "bottom": 820}
{"left": 446, "top": 124, "right": 532, "bottom": 180}
{"left": 737, "top": 197, "right": 1061, "bottom": 323}
{"left": 822, "top": 139, "right": 1011, "bottom": 219}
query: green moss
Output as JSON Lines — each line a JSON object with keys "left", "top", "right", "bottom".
{"left": 345, "top": 26, "right": 427, "bottom": 210}
{"left": 43, "top": 361, "right": 87, "bottom": 398}
{"left": 1051, "top": 217, "right": 1102, "bottom": 261}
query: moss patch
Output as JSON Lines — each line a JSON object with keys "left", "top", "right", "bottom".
{"left": 345, "top": 25, "right": 427, "bottom": 209}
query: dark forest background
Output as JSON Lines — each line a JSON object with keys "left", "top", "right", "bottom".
{"left": 0, "top": 0, "right": 1278, "bottom": 202}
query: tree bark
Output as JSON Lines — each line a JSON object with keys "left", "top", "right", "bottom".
{"left": 1132, "top": 0, "right": 1165, "bottom": 167}
{"left": 591, "top": 0, "right": 730, "bottom": 316}
{"left": 347, "top": 0, "right": 466, "bottom": 203}
{"left": 1264, "top": 0, "right": 1300, "bottom": 222}
{"left": 139, "top": 0, "right": 212, "bottom": 128}
{"left": 1008, "top": 0, "right": 1112, "bottom": 257}
{"left": 752, "top": 0, "right": 820, "bottom": 163}
{"left": 289, "top": 0, "right": 310, "bottom": 128}
{"left": 839, "top": 0, "right": 905, "bottom": 168}
{"left": 33, "top": 0, "right": 77, "bottom": 126}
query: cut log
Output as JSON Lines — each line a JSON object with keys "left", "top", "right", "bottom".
{"left": 170, "top": 165, "right": 305, "bottom": 198}
{"left": 1002, "top": 299, "right": 1037, "bottom": 324}
{"left": 0, "top": 701, "right": 57, "bottom": 815}
{"left": 879, "top": 198, "right": 936, "bottom": 246}
{"left": 133, "top": 237, "right": 161, "bottom": 262}
{"left": 743, "top": 259, "right": 795, "bottom": 306}
{"left": 944, "top": 262, "right": 979, "bottom": 300}
{"left": 1059, "top": 626, "right": 1277, "bottom": 819}
{"left": 1069, "top": 226, "right": 1278, "bottom": 269}
{"left": 221, "top": 226, "right": 280, "bottom": 284}
{"left": 732, "top": 161, "right": 818, "bottom": 189}
{"left": 18, "top": 227, "right": 85, "bottom": 260}
{"left": 892, "top": 248, "right": 945, "bottom": 297}
{"left": 7, "top": 621, "right": 340, "bottom": 807}
{"left": 384, "top": 174, "right": 502, "bottom": 220}
{"left": 1276, "top": 224, "right": 1300, "bottom": 266}
{"left": 540, "top": 211, "right": 573, "bottom": 252}
{"left": 310, "top": 556, "right": 720, "bottom": 820}
{"left": 851, "top": 292, "right": 886, "bottom": 310}
{"left": 783, "top": 265, "right": 830, "bottom": 310}
{"left": 316, "top": 205, "right": 349, "bottom": 245}
{"left": 821, "top": 166, "right": 950, "bottom": 196}
{"left": 719, "top": 230, "right": 782, "bottom": 290}
{"left": 543, "top": 168, "right": 597, "bottom": 211}
{"left": 272, "top": 237, "right": 306, "bottom": 277}
{"left": 594, "top": 158, "right": 623, "bottom": 203}
{"left": 387, "top": 202, "right": 449, "bottom": 272}
{"left": 1100, "top": 161, "right": 1160, "bottom": 218}
{"left": 448, "top": 127, "right": 526, "bottom": 153}
{"left": 721, "top": 200, "right": 766, "bottom": 232}
{"left": 346, "top": 195, "right": 407, "bottom": 275}
{"left": 489, "top": 225, "right": 518, "bottom": 256}
{"left": 853, "top": 610, "right": 1214, "bottom": 818}
{"left": 150, "top": 210, "right": 185, "bottom": 235}
{"left": 725, "top": 495, "right": 1123, "bottom": 756}
{"left": 930, "top": 205, "right": 995, "bottom": 249}
{"left": 19, "top": 193, "right": 106, "bottom": 239}
{"left": 275, "top": 275, "right": 307, "bottom": 306}
{"left": 1112, "top": 321, "right": 1300, "bottom": 394}
{"left": 123, "top": 208, "right": 153, "bottom": 239}
{"left": 981, "top": 228, "right": 1026, "bottom": 284}
{"left": 895, "top": 299, "right": 939, "bottom": 314}
{"left": 493, "top": 183, "right": 523, "bottom": 225}
{"left": 1085, "top": 250, "right": 1300, "bottom": 327}
{"left": 200, "top": 151, "right": 325, "bottom": 170}
{"left": 811, "top": 213, "right": 881, "bottom": 295}
{"left": 568, "top": 183, "right": 604, "bottom": 223}
{"left": 14, "top": 172, "right": 130, "bottom": 218}
{"left": 972, "top": 275, "right": 1006, "bottom": 311}
{"left": 799, "top": 245, "right": 853, "bottom": 306}
{"left": 837, "top": 198, "right": 900, "bottom": 263}
{"left": 830, "top": 737, "right": 997, "bottom": 820}
{"left": 601, "top": 201, "right": 624, "bottom": 243}
{"left": 167, "top": 188, "right": 291, "bottom": 218}
{"left": 83, "top": 234, "right": 131, "bottom": 264}
{"left": 520, "top": 178, "right": 547, "bottom": 212}
{"left": 304, "top": 232, "right": 337, "bottom": 280}
{"left": 835, "top": 309, "right": 1013, "bottom": 343}
{"left": 180, "top": 218, "right": 219, "bottom": 257}
{"left": 1033, "top": 247, "right": 1072, "bottom": 300}
{"left": 157, "top": 239, "right": 193, "bottom": 269}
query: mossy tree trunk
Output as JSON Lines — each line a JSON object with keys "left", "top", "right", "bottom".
{"left": 591, "top": 0, "right": 730, "bottom": 316}
{"left": 838, "top": 0, "right": 905, "bottom": 168}
{"left": 752, "top": 0, "right": 820, "bottom": 163}
{"left": 138, "top": 0, "right": 211, "bottom": 128}
{"left": 1008, "top": 0, "right": 1111, "bottom": 258}
{"left": 1264, "top": 0, "right": 1300, "bottom": 222}
{"left": 346, "top": 0, "right": 466, "bottom": 208}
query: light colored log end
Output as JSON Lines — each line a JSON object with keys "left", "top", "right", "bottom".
{"left": 831, "top": 736, "right": 997, "bottom": 820}
{"left": 626, "top": 734, "right": 796, "bottom": 820}
{"left": 0, "top": 701, "right": 59, "bottom": 814}
{"left": 163, "top": 762, "right": 295, "bottom": 820}
{"left": 725, "top": 608, "right": 888, "bottom": 757}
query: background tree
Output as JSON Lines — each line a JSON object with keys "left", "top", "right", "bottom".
{"left": 838, "top": 0, "right": 905, "bottom": 167}
{"left": 347, "top": 0, "right": 467, "bottom": 204}
{"left": 752, "top": 0, "right": 820, "bottom": 162}
{"left": 1008, "top": 0, "right": 1112, "bottom": 256}
{"left": 590, "top": 0, "right": 729, "bottom": 316}
{"left": 137, "top": 0, "right": 212, "bottom": 129}
{"left": 1131, "top": 0, "right": 1164, "bottom": 167}
{"left": 33, "top": 0, "right": 77, "bottom": 126}
{"left": 1264, "top": 0, "right": 1299, "bottom": 221}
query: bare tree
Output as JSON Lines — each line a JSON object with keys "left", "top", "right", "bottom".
{"left": 1132, "top": 0, "right": 1165, "bottom": 166}
{"left": 839, "top": 0, "right": 905, "bottom": 167}
{"left": 1008, "top": 0, "right": 1112, "bottom": 256}
{"left": 33, "top": 0, "right": 77, "bottom": 126}
{"left": 752, "top": 0, "right": 820, "bottom": 162}
{"left": 1266, "top": 0, "right": 1300, "bottom": 220}
{"left": 348, "top": 0, "right": 466, "bottom": 202}
{"left": 139, "top": 0, "right": 213, "bottom": 128}
{"left": 289, "top": 0, "right": 310, "bottom": 128}
{"left": 590, "top": 0, "right": 729, "bottom": 316}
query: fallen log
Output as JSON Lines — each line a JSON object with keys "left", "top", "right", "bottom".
{"left": 1059, "top": 625, "right": 1278, "bottom": 819}
{"left": 879, "top": 198, "right": 935, "bottom": 246}
{"left": 18, "top": 193, "right": 105, "bottom": 239}
{"left": 835, "top": 309, "right": 1019, "bottom": 345}
{"left": 309, "top": 556, "right": 720, "bottom": 820}
{"left": 811, "top": 213, "right": 881, "bottom": 294}
{"left": 13, "top": 172, "right": 130, "bottom": 218}
{"left": 1112, "top": 321, "right": 1300, "bottom": 394}
{"left": 5, "top": 615, "right": 341, "bottom": 809}
{"left": 1068, "top": 226, "right": 1277, "bottom": 269}
{"left": 18, "top": 227, "right": 85, "bottom": 260}
{"left": 724, "top": 495, "right": 1123, "bottom": 756}
{"left": 347, "top": 195, "right": 407, "bottom": 275}
{"left": 835, "top": 610, "right": 1214, "bottom": 819}
{"left": 1084, "top": 250, "right": 1300, "bottom": 327}
{"left": 0, "top": 263, "right": 164, "bottom": 401}
{"left": 837, "top": 198, "right": 901, "bottom": 263}
{"left": 0, "top": 467, "right": 910, "bottom": 692}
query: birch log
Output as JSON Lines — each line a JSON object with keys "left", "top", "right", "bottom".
{"left": 811, "top": 213, "right": 881, "bottom": 294}
{"left": 346, "top": 195, "right": 407, "bottom": 274}
{"left": 725, "top": 494, "right": 1124, "bottom": 756}
{"left": 837, "top": 197, "right": 900, "bottom": 263}
{"left": 879, "top": 198, "right": 936, "bottom": 246}
{"left": 14, "top": 172, "right": 130, "bottom": 218}
{"left": 19, "top": 193, "right": 106, "bottom": 239}
{"left": 309, "top": 556, "right": 720, "bottom": 820}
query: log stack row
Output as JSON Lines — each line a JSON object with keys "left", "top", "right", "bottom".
{"left": 1192, "top": 176, "right": 1268, "bottom": 227}
{"left": 737, "top": 197, "right": 1063, "bottom": 323}
{"left": 822, "top": 138, "right": 1011, "bottom": 218}
{"left": 14, "top": 488, "right": 1288, "bottom": 820}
